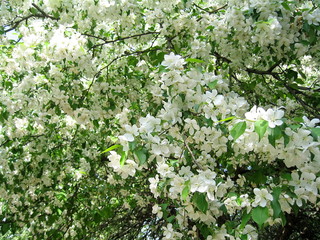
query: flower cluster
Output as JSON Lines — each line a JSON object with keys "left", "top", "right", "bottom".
{"left": 0, "top": 0, "right": 319, "bottom": 239}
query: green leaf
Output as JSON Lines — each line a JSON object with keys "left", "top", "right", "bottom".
{"left": 218, "top": 116, "right": 235, "bottom": 123}
{"left": 240, "top": 210, "right": 251, "bottom": 229}
{"left": 230, "top": 121, "right": 247, "bottom": 141}
{"left": 109, "top": 136, "right": 118, "bottom": 143}
{"left": 311, "top": 128, "right": 320, "bottom": 140}
{"left": 192, "top": 192, "right": 208, "bottom": 213}
{"left": 283, "top": 134, "right": 290, "bottom": 147}
{"left": 281, "top": 2, "right": 291, "bottom": 11}
{"left": 219, "top": 204, "right": 228, "bottom": 214}
{"left": 129, "top": 141, "right": 137, "bottom": 151}
{"left": 134, "top": 148, "right": 147, "bottom": 165}
{"left": 166, "top": 215, "right": 175, "bottom": 223}
{"left": 182, "top": 181, "right": 190, "bottom": 201}
{"left": 252, "top": 206, "right": 269, "bottom": 228}
{"left": 101, "top": 144, "right": 121, "bottom": 154}
{"left": 254, "top": 120, "right": 268, "bottom": 141}
{"left": 281, "top": 172, "right": 292, "bottom": 181}
{"left": 127, "top": 56, "right": 139, "bottom": 66}
{"left": 271, "top": 187, "right": 282, "bottom": 219}
{"left": 186, "top": 58, "right": 205, "bottom": 63}
{"left": 99, "top": 206, "right": 113, "bottom": 219}
{"left": 250, "top": 170, "right": 267, "bottom": 185}
{"left": 285, "top": 69, "right": 298, "bottom": 81}
{"left": 289, "top": 124, "right": 300, "bottom": 130}
{"left": 208, "top": 80, "right": 218, "bottom": 89}
{"left": 271, "top": 199, "right": 282, "bottom": 219}
{"left": 268, "top": 126, "right": 282, "bottom": 148}
{"left": 120, "top": 150, "right": 128, "bottom": 166}
{"left": 29, "top": 7, "right": 38, "bottom": 15}
{"left": 0, "top": 26, "right": 5, "bottom": 35}
{"left": 279, "top": 211, "right": 287, "bottom": 226}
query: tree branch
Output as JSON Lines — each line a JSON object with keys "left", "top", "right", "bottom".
{"left": 184, "top": 139, "right": 203, "bottom": 170}
{"left": 193, "top": 3, "right": 228, "bottom": 14}
{"left": 88, "top": 31, "right": 160, "bottom": 48}
{"left": 31, "top": 3, "right": 59, "bottom": 20}
{"left": 4, "top": 3, "right": 59, "bottom": 33}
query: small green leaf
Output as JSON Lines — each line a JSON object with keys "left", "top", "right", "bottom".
{"left": 186, "top": 58, "right": 205, "bottom": 63}
{"left": 208, "top": 80, "right": 218, "bottom": 89}
{"left": 182, "top": 181, "right": 190, "bottom": 201}
{"left": 281, "top": 172, "right": 292, "bottom": 181}
{"left": 129, "top": 141, "right": 137, "bottom": 151}
{"left": 230, "top": 121, "right": 247, "bottom": 141}
{"left": 254, "top": 120, "right": 268, "bottom": 141}
{"left": 101, "top": 144, "right": 121, "bottom": 154}
{"left": 285, "top": 69, "right": 298, "bottom": 80}
{"left": 219, "top": 204, "right": 228, "bottom": 214}
{"left": 134, "top": 148, "right": 147, "bottom": 165}
{"left": 240, "top": 210, "right": 251, "bottom": 229}
{"left": 252, "top": 206, "right": 269, "bottom": 228}
{"left": 29, "top": 7, "right": 38, "bottom": 15}
{"left": 268, "top": 126, "right": 282, "bottom": 148}
{"left": 250, "top": 170, "right": 267, "bottom": 184}
{"left": 100, "top": 206, "right": 113, "bottom": 219}
{"left": 127, "top": 56, "right": 139, "bottom": 66}
{"left": 283, "top": 134, "right": 290, "bottom": 147}
{"left": 271, "top": 187, "right": 282, "bottom": 219}
{"left": 218, "top": 116, "right": 235, "bottom": 123}
{"left": 271, "top": 199, "right": 282, "bottom": 219}
{"left": 120, "top": 150, "right": 128, "bottom": 166}
{"left": 192, "top": 192, "right": 208, "bottom": 213}
{"left": 166, "top": 215, "right": 175, "bottom": 223}
{"left": 281, "top": 2, "right": 291, "bottom": 11}
{"left": 311, "top": 128, "right": 320, "bottom": 140}
{"left": 288, "top": 124, "right": 300, "bottom": 130}
{"left": 279, "top": 211, "right": 287, "bottom": 226}
{"left": 109, "top": 136, "right": 118, "bottom": 143}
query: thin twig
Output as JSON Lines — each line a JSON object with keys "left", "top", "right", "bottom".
{"left": 193, "top": 3, "right": 228, "bottom": 14}
{"left": 4, "top": 4, "right": 59, "bottom": 33}
{"left": 91, "top": 32, "right": 160, "bottom": 48}
{"left": 31, "top": 3, "right": 59, "bottom": 20}
{"left": 184, "top": 139, "right": 203, "bottom": 170}
{"left": 79, "top": 46, "right": 160, "bottom": 103}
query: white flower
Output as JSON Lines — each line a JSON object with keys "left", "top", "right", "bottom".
{"left": 139, "top": 114, "right": 161, "bottom": 133}
{"left": 162, "top": 52, "right": 186, "bottom": 70}
{"left": 107, "top": 151, "right": 121, "bottom": 170}
{"left": 245, "top": 106, "right": 266, "bottom": 121}
{"left": 118, "top": 133, "right": 134, "bottom": 142}
{"left": 263, "top": 108, "right": 284, "bottom": 128}
{"left": 242, "top": 224, "right": 258, "bottom": 240}
{"left": 152, "top": 204, "right": 163, "bottom": 218}
{"left": 163, "top": 224, "right": 174, "bottom": 239}
{"left": 252, "top": 188, "right": 273, "bottom": 207}
{"left": 302, "top": 116, "right": 320, "bottom": 128}
{"left": 14, "top": 118, "right": 29, "bottom": 130}
{"left": 149, "top": 175, "right": 160, "bottom": 198}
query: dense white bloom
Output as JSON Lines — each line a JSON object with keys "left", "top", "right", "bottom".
{"left": 263, "top": 109, "right": 284, "bottom": 128}
{"left": 1, "top": 0, "right": 320, "bottom": 238}
{"left": 162, "top": 53, "right": 186, "bottom": 70}
{"left": 245, "top": 106, "right": 266, "bottom": 121}
{"left": 108, "top": 151, "right": 121, "bottom": 170}
{"left": 252, "top": 188, "right": 273, "bottom": 207}
{"left": 149, "top": 175, "right": 160, "bottom": 198}
{"left": 152, "top": 204, "right": 163, "bottom": 218}
{"left": 118, "top": 133, "right": 135, "bottom": 142}
{"left": 242, "top": 224, "right": 258, "bottom": 240}
{"left": 302, "top": 116, "right": 320, "bottom": 128}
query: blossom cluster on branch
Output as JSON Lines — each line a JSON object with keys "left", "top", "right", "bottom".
{"left": 0, "top": 0, "right": 319, "bottom": 239}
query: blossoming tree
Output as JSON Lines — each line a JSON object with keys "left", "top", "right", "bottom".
{"left": 0, "top": 0, "right": 320, "bottom": 239}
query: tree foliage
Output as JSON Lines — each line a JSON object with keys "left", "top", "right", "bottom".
{"left": 0, "top": 0, "right": 320, "bottom": 239}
